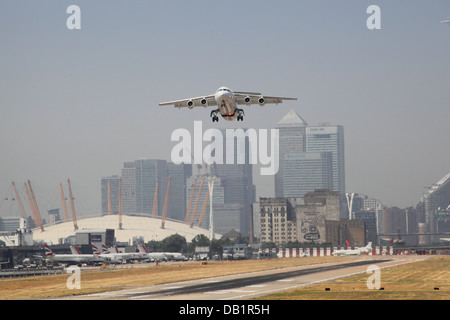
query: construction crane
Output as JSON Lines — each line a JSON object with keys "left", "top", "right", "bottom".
{"left": 184, "top": 178, "right": 197, "bottom": 223}
{"left": 190, "top": 176, "right": 205, "bottom": 228}
{"left": 67, "top": 178, "right": 78, "bottom": 231}
{"left": 161, "top": 176, "right": 171, "bottom": 229}
{"left": 59, "top": 182, "right": 70, "bottom": 221}
{"left": 118, "top": 177, "right": 123, "bottom": 230}
{"left": 11, "top": 181, "right": 27, "bottom": 220}
{"left": 27, "top": 180, "right": 44, "bottom": 231}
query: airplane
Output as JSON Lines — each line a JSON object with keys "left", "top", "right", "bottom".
{"left": 159, "top": 86, "right": 297, "bottom": 122}
{"left": 441, "top": 19, "right": 450, "bottom": 25}
{"left": 332, "top": 242, "right": 372, "bottom": 256}
{"left": 44, "top": 243, "right": 102, "bottom": 266}
{"left": 163, "top": 252, "right": 188, "bottom": 261}
{"left": 137, "top": 244, "right": 168, "bottom": 262}
{"left": 91, "top": 243, "right": 130, "bottom": 264}
{"left": 108, "top": 244, "right": 143, "bottom": 262}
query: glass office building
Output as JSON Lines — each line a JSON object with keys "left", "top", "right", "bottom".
{"left": 306, "top": 125, "right": 345, "bottom": 197}
{"left": 120, "top": 159, "right": 191, "bottom": 220}
{"left": 282, "top": 152, "right": 333, "bottom": 198}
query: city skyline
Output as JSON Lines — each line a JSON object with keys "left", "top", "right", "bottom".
{"left": 1, "top": 1, "right": 450, "bottom": 219}
{"left": 1, "top": 106, "right": 444, "bottom": 222}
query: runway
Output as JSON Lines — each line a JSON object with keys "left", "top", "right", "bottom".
{"left": 69, "top": 255, "right": 423, "bottom": 300}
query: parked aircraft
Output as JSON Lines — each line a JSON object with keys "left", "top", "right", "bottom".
{"left": 332, "top": 242, "right": 372, "bottom": 256}
{"left": 44, "top": 244, "right": 102, "bottom": 266}
{"left": 108, "top": 244, "right": 143, "bottom": 262}
{"left": 137, "top": 244, "right": 168, "bottom": 261}
{"left": 163, "top": 252, "right": 188, "bottom": 261}
{"left": 91, "top": 243, "right": 129, "bottom": 264}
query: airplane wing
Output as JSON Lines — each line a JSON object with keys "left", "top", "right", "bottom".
{"left": 234, "top": 93, "right": 297, "bottom": 106}
{"left": 159, "top": 94, "right": 217, "bottom": 108}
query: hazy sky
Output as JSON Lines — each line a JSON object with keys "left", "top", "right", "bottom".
{"left": 1, "top": 1, "right": 450, "bottom": 219}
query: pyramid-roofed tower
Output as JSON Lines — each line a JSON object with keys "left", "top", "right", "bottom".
{"left": 274, "top": 109, "right": 308, "bottom": 197}
{"left": 276, "top": 109, "right": 308, "bottom": 127}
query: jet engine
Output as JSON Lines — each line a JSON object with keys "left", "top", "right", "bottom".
{"left": 258, "top": 97, "right": 265, "bottom": 106}
{"left": 187, "top": 100, "right": 194, "bottom": 109}
{"left": 244, "top": 96, "right": 251, "bottom": 105}
{"left": 200, "top": 98, "right": 208, "bottom": 107}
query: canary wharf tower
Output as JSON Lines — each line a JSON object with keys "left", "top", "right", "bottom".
{"left": 275, "top": 109, "right": 308, "bottom": 197}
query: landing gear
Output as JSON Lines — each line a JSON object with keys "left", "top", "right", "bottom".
{"left": 210, "top": 109, "right": 220, "bottom": 122}
{"left": 237, "top": 108, "right": 245, "bottom": 121}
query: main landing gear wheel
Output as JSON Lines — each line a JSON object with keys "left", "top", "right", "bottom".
{"left": 210, "top": 109, "right": 220, "bottom": 122}
{"left": 236, "top": 108, "right": 245, "bottom": 121}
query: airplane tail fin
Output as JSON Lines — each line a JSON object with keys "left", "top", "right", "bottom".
{"left": 92, "top": 243, "right": 101, "bottom": 256}
{"left": 346, "top": 240, "right": 351, "bottom": 248}
{"left": 70, "top": 246, "right": 82, "bottom": 255}
{"left": 101, "top": 244, "right": 111, "bottom": 254}
{"left": 138, "top": 244, "right": 150, "bottom": 254}
{"left": 366, "top": 242, "right": 372, "bottom": 249}
{"left": 44, "top": 243, "right": 53, "bottom": 257}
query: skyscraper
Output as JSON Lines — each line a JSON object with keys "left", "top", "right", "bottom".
{"left": 211, "top": 129, "right": 256, "bottom": 234}
{"left": 134, "top": 159, "right": 167, "bottom": 215}
{"left": 422, "top": 173, "right": 450, "bottom": 244}
{"left": 120, "top": 159, "right": 190, "bottom": 220}
{"left": 282, "top": 152, "right": 333, "bottom": 198}
{"left": 306, "top": 125, "right": 346, "bottom": 218}
{"left": 275, "top": 109, "right": 308, "bottom": 197}
{"left": 306, "top": 125, "right": 345, "bottom": 197}
{"left": 184, "top": 128, "right": 256, "bottom": 235}
{"left": 167, "top": 162, "right": 192, "bottom": 221}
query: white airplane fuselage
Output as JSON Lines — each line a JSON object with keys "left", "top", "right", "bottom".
{"left": 333, "top": 249, "right": 362, "bottom": 256}
{"left": 332, "top": 243, "right": 372, "bottom": 256}
{"left": 214, "top": 87, "right": 238, "bottom": 121}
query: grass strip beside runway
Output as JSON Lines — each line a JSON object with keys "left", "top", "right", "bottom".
{"left": 259, "top": 256, "right": 450, "bottom": 300}
{"left": 0, "top": 256, "right": 358, "bottom": 299}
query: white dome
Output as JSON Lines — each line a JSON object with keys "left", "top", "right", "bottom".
{"left": 32, "top": 214, "right": 217, "bottom": 244}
